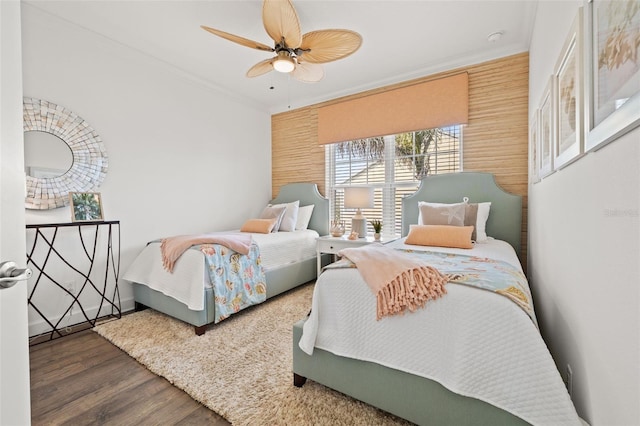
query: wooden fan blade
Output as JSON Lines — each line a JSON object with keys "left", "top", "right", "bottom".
{"left": 292, "top": 61, "right": 324, "bottom": 83}
{"left": 298, "top": 29, "right": 362, "bottom": 64}
{"left": 262, "top": 0, "right": 302, "bottom": 48}
{"left": 247, "top": 58, "right": 275, "bottom": 78}
{"left": 201, "top": 25, "right": 274, "bottom": 52}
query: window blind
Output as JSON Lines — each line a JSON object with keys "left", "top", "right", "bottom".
{"left": 318, "top": 72, "right": 468, "bottom": 145}
{"left": 327, "top": 126, "right": 462, "bottom": 236}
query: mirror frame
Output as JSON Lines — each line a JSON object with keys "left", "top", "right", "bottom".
{"left": 23, "top": 98, "right": 108, "bottom": 210}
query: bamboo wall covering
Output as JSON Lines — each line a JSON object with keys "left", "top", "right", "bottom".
{"left": 272, "top": 52, "right": 529, "bottom": 264}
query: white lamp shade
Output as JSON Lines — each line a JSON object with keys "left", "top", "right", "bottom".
{"left": 344, "top": 187, "right": 374, "bottom": 209}
{"left": 344, "top": 187, "right": 374, "bottom": 238}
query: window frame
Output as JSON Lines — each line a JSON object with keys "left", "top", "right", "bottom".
{"left": 325, "top": 126, "right": 463, "bottom": 237}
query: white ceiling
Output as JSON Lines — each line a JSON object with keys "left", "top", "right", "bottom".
{"left": 24, "top": 0, "right": 538, "bottom": 114}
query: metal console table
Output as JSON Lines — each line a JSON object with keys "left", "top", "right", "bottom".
{"left": 26, "top": 220, "right": 121, "bottom": 343}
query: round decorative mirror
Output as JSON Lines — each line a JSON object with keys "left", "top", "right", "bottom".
{"left": 23, "top": 98, "right": 108, "bottom": 210}
{"left": 24, "top": 131, "right": 74, "bottom": 178}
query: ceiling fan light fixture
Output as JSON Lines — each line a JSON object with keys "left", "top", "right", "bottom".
{"left": 202, "top": 0, "right": 361, "bottom": 82}
{"left": 273, "top": 51, "right": 295, "bottom": 73}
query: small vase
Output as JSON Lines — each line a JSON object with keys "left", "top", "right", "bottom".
{"left": 330, "top": 220, "right": 345, "bottom": 237}
{"left": 374, "top": 232, "right": 381, "bottom": 241}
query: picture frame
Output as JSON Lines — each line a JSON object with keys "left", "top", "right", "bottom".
{"left": 529, "top": 109, "right": 541, "bottom": 184}
{"left": 554, "top": 9, "right": 584, "bottom": 170}
{"left": 538, "top": 76, "right": 556, "bottom": 179}
{"left": 584, "top": 0, "right": 640, "bottom": 152}
{"left": 69, "top": 192, "right": 104, "bottom": 222}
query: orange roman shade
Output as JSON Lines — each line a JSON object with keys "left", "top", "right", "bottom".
{"left": 318, "top": 72, "right": 468, "bottom": 144}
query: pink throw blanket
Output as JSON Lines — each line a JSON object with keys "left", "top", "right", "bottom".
{"left": 338, "top": 244, "right": 447, "bottom": 319}
{"left": 160, "top": 233, "right": 252, "bottom": 273}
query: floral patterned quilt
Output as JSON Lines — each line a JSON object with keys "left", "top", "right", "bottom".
{"left": 198, "top": 242, "right": 266, "bottom": 323}
{"left": 327, "top": 248, "right": 536, "bottom": 324}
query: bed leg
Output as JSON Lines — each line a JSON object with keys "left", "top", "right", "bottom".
{"left": 293, "top": 373, "right": 307, "bottom": 387}
{"left": 134, "top": 302, "right": 148, "bottom": 312}
{"left": 194, "top": 325, "right": 206, "bottom": 336}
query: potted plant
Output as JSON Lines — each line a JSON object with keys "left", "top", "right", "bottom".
{"left": 370, "top": 219, "right": 382, "bottom": 241}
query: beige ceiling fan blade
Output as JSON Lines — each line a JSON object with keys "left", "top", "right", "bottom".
{"left": 201, "top": 25, "right": 274, "bottom": 52}
{"left": 262, "top": 0, "right": 302, "bottom": 48}
{"left": 291, "top": 61, "right": 324, "bottom": 83}
{"left": 247, "top": 58, "right": 275, "bottom": 78}
{"left": 298, "top": 29, "right": 362, "bottom": 64}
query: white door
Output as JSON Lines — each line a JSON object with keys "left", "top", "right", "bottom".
{"left": 0, "top": 1, "right": 31, "bottom": 424}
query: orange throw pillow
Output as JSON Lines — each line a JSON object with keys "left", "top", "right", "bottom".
{"left": 240, "top": 218, "right": 277, "bottom": 234}
{"left": 405, "top": 225, "right": 474, "bottom": 249}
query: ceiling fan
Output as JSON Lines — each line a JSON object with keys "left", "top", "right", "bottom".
{"left": 201, "top": 0, "right": 362, "bottom": 83}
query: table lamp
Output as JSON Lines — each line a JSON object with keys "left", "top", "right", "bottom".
{"left": 344, "top": 186, "right": 374, "bottom": 238}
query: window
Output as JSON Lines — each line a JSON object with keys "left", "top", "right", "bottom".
{"left": 325, "top": 126, "right": 462, "bottom": 237}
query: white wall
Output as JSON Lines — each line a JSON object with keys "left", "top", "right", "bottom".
{"left": 528, "top": 2, "right": 640, "bottom": 425}
{"left": 21, "top": 4, "right": 272, "bottom": 335}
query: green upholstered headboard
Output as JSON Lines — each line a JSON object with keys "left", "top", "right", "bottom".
{"left": 271, "top": 183, "right": 330, "bottom": 236}
{"left": 401, "top": 172, "right": 522, "bottom": 255}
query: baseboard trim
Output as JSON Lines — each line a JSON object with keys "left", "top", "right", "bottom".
{"left": 28, "top": 314, "right": 117, "bottom": 346}
{"left": 28, "top": 297, "right": 135, "bottom": 345}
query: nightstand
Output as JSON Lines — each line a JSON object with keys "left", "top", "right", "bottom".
{"left": 316, "top": 235, "right": 397, "bottom": 276}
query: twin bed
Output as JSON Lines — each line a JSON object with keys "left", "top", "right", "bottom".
{"left": 123, "top": 173, "right": 580, "bottom": 425}
{"left": 123, "top": 183, "right": 329, "bottom": 335}
{"left": 293, "top": 172, "right": 581, "bottom": 425}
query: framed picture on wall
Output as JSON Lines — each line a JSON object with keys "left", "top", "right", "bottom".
{"left": 584, "top": 0, "right": 640, "bottom": 151}
{"left": 554, "top": 8, "right": 584, "bottom": 169}
{"left": 529, "top": 109, "right": 541, "bottom": 184}
{"left": 538, "top": 76, "right": 555, "bottom": 178}
{"left": 70, "top": 192, "right": 104, "bottom": 222}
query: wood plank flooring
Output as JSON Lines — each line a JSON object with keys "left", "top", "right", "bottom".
{"left": 30, "top": 329, "right": 229, "bottom": 425}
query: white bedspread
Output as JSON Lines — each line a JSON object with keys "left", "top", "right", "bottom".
{"left": 299, "top": 239, "right": 581, "bottom": 425}
{"left": 123, "top": 229, "right": 319, "bottom": 311}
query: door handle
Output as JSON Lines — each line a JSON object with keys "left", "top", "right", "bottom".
{"left": 0, "top": 261, "right": 33, "bottom": 289}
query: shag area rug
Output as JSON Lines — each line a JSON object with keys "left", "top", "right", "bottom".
{"left": 94, "top": 283, "right": 409, "bottom": 425}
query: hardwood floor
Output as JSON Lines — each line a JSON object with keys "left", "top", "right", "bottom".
{"left": 30, "top": 329, "right": 229, "bottom": 425}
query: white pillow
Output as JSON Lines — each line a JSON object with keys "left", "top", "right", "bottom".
{"left": 295, "top": 204, "right": 315, "bottom": 230}
{"left": 259, "top": 205, "right": 287, "bottom": 233}
{"left": 269, "top": 200, "right": 300, "bottom": 232}
{"left": 474, "top": 202, "right": 491, "bottom": 242}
